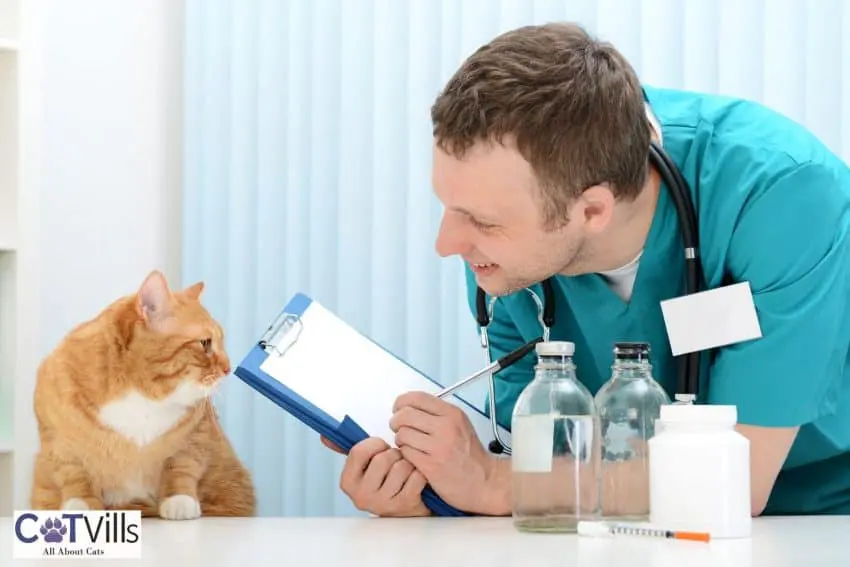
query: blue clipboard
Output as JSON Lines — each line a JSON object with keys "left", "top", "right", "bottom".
{"left": 234, "top": 292, "right": 479, "bottom": 517}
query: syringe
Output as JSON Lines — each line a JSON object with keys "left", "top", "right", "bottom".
{"left": 577, "top": 521, "right": 711, "bottom": 543}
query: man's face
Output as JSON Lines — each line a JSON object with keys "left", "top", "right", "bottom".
{"left": 432, "top": 141, "right": 590, "bottom": 297}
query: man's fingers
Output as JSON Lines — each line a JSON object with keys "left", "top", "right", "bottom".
{"left": 320, "top": 435, "right": 345, "bottom": 454}
{"left": 348, "top": 437, "right": 391, "bottom": 469}
{"left": 378, "top": 457, "right": 415, "bottom": 500}
{"left": 394, "top": 425, "right": 435, "bottom": 455}
{"left": 398, "top": 468, "right": 428, "bottom": 502}
{"left": 360, "top": 448, "right": 403, "bottom": 493}
{"left": 389, "top": 406, "right": 438, "bottom": 435}
{"left": 393, "top": 390, "right": 453, "bottom": 417}
{"left": 398, "top": 443, "right": 430, "bottom": 475}
{"left": 340, "top": 438, "right": 390, "bottom": 491}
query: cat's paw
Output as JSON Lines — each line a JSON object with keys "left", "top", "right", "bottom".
{"left": 159, "top": 494, "right": 201, "bottom": 520}
{"left": 61, "top": 498, "right": 90, "bottom": 511}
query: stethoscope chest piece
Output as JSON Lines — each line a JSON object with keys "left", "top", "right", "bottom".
{"left": 476, "top": 281, "right": 557, "bottom": 455}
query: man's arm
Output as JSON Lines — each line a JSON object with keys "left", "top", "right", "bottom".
{"left": 735, "top": 425, "right": 798, "bottom": 515}
{"left": 386, "top": 269, "right": 542, "bottom": 516}
{"left": 708, "top": 159, "right": 850, "bottom": 516}
{"left": 473, "top": 425, "right": 800, "bottom": 517}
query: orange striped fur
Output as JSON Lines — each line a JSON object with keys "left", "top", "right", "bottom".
{"left": 30, "top": 270, "right": 256, "bottom": 519}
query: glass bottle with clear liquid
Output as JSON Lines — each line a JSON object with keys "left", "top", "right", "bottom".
{"left": 511, "top": 340, "right": 601, "bottom": 533}
{"left": 594, "top": 342, "right": 671, "bottom": 521}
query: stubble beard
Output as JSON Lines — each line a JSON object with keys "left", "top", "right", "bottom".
{"left": 489, "top": 236, "right": 588, "bottom": 297}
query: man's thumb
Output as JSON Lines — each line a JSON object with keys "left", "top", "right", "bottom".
{"left": 320, "top": 435, "right": 345, "bottom": 454}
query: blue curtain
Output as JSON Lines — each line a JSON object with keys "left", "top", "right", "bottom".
{"left": 182, "top": 0, "right": 850, "bottom": 516}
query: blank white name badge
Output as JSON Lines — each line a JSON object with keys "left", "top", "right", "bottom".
{"left": 660, "top": 281, "right": 763, "bottom": 356}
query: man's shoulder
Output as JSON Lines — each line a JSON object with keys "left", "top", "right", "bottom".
{"left": 646, "top": 85, "right": 843, "bottom": 170}
{"left": 647, "top": 86, "right": 849, "bottom": 210}
{"left": 646, "top": 86, "right": 850, "bottom": 286}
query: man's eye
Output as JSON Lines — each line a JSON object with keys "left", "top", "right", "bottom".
{"left": 470, "top": 218, "right": 496, "bottom": 231}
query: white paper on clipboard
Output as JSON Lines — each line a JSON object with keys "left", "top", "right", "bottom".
{"left": 258, "top": 295, "right": 511, "bottom": 448}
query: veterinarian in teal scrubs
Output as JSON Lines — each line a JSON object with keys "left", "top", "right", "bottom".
{"left": 463, "top": 85, "right": 850, "bottom": 517}
{"left": 333, "top": 23, "right": 850, "bottom": 519}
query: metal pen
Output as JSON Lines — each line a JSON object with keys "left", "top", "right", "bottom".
{"left": 435, "top": 337, "right": 542, "bottom": 398}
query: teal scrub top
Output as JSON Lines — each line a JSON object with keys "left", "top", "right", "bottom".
{"left": 464, "top": 85, "right": 850, "bottom": 515}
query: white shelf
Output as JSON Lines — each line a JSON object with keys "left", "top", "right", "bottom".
{"left": 0, "top": 0, "right": 18, "bottom": 47}
{"left": 0, "top": 0, "right": 18, "bottom": 517}
{"left": 0, "top": 225, "right": 15, "bottom": 251}
{"left": 0, "top": 250, "right": 14, "bottom": 468}
{"left": 0, "top": 46, "right": 16, "bottom": 255}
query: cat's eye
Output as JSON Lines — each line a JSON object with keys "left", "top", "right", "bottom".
{"left": 200, "top": 338, "right": 212, "bottom": 353}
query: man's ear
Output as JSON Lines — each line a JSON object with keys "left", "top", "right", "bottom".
{"left": 136, "top": 270, "right": 173, "bottom": 324}
{"left": 183, "top": 281, "right": 204, "bottom": 300}
{"left": 578, "top": 184, "right": 616, "bottom": 233}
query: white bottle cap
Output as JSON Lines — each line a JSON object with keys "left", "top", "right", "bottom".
{"left": 535, "top": 340, "right": 575, "bottom": 357}
{"left": 659, "top": 403, "right": 738, "bottom": 426}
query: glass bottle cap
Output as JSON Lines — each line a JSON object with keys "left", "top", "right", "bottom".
{"left": 536, "top": 340, "right": 575, "bottom": 357}
{"left": 614, "top": 341, "right": 651, "bottom": 361}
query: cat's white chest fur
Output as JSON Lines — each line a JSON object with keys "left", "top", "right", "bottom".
{"left": 98, "top": 381, "right": 209, "bottom": 446}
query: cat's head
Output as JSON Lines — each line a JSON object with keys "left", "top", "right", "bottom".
{"left": 123, "top": 270, "right": 231, "bottom": 404}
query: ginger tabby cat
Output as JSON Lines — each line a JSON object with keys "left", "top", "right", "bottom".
{"left": 30, "top": 270, "right": 256, "bottom": 519}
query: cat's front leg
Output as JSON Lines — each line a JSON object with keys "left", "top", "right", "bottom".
{"left": 158, "top": 451, "right": 205, "bottom": 520}
{"left": 50, "top": 455, "right": 104, "bottom": 511}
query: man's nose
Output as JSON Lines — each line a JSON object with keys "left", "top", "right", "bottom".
{"left": 435, "top": 215, "right": 470, "bottom": 258}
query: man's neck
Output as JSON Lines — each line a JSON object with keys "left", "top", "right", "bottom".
{"left": 565, "top": 103, "right": 664, "bottom": 275}
{"left": 588, "top": 168, "right": 661, "bottom": 273}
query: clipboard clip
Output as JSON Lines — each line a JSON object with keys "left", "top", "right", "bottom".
{"left": 259, "top": 310, "right": 303, "bottom": 357}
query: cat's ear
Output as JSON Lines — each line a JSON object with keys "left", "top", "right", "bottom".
{"left": 136, "top": 270, "right": 173, "bottom": 324}
{"left": 183, "top": 281, "right": 204, "bottom": 300}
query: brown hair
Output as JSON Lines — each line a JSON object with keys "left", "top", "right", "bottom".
{"left": 431, "top": 22, "right": 653, "bottom": 227}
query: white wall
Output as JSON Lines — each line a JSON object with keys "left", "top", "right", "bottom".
{"left": 13, "top": 0, "right": 184, "bottom": 508}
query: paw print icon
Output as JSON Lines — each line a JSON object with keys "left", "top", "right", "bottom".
{"left": 39, "top": 518, "right": 67, "bottom": 543}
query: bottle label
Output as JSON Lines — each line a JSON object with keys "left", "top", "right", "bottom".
{"left": 511, "top": 414, "right": 554, "bottom": 473}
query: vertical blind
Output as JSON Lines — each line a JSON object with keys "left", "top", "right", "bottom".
{"left": 182, "top": 0, "right": 850, "bottom": 516}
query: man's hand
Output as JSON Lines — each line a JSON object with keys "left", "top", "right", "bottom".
{"left": 326, "top": 436, "right": 432, "bottom": 517}
{"left": 390, "top": 391, "right": 510, "bottom": 515}
{"left": 319, "top": 436, "right": 345, "bottom": 454}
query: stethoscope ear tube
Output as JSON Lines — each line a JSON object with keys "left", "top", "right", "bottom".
{"left": 540, "top": 278, "right": 556, "bottom": 327}
{"left": 475, "top": 280, "right": 556, "bottom": 329}
{"left": 475, "top": 286, "right": 491, "bottom": 327}
{"left": 648, "top": 141, "right": 703, "bottom": 400}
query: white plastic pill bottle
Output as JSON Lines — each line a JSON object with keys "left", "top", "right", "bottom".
{"left": 648, "top": 404, "right": 751, "bottom": 539}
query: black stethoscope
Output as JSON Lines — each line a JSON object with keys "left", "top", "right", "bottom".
{"left": 475, "top": 140, "right": 704, "bottom": 455}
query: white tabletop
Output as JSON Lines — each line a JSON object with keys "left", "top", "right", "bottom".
{"left": 2, "top": 515, "right": 848, "bottom": 566}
